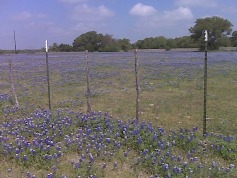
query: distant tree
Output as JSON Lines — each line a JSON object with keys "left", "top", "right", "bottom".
{"left": 134, "top": 40, "right": 144, "bottom": 49}
{"left": 99, "top": 34, "right": 114, "bottom": 47}
{"left": 175, "top": 36, "right": 197, "bottom": 48}
{"left": 98, "top": 34, "right": 120, "bottom": 52}
{"left": 139, "top": 38, "right": 150, "bottom": 49}
{"left": 231, "top": 31, "right": 237, "bottom": 47}
{"left": 218, "top": 37, "right": 232, "bottom": 47}
{"left": 134, "top": 36, "right": 179, "bottom": 49}
{"left": 166, "top": 38, "right": 177, "bottom": 50}
{"left": 49, "top": 43, "right": 59, "bottom": 52}
{"left": 49, "top": 43, "right": 73, "bottom": 52}
{"left": 100, "top": 45, "right": 120, "bottom": 52}
{"left": 73, "top": 31, "right": 102, "bottom": 52}
{"left": 117, "top": 38, "right": 133, "bottom": 51}
{"left": 154, "top": 36, "right": 167, "bottom": 49}
{"left": 189, "top": 16, "right": 233, "bottom": 50}
{"left": 73, "top": 31, "right": 128, "bottom": 52}
{"left": 134, "top": 37, "right": 167, "bottom": 49}
{"left": 58, "top": 44, "right": 74, "bottom": 52}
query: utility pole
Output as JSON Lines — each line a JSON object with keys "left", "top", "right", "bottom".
{"left": 14, "top": 30, "right": 17, "bottom": 54}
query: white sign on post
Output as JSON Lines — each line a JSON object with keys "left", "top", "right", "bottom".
{"left": 204, "top": 30, "right": 208, "bottom": 42}
{"left": 45, "top": 40, "right": 48, "bottom": 52}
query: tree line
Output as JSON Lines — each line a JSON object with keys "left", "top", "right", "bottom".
{"left": 49, "top": 16, "right": 237, "bottom": 52}
{"left": 50, "top": 32, "right": 133, "bottom": 52}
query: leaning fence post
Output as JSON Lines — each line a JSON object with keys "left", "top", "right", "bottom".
{"left": 9, "top": 55, "right": 19, "bottom": 108}
{"left": 134, "top": 49, "right": 140, "bottom": 123}
{"left": 85, "top": 50, "right": 92, "bottom": 113}
{"left": 45, "top": 40, "right": 51, "bottom": 111}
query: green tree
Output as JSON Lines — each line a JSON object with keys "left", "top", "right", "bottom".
{"left": 218, "top": 37, "right": 231, "bottom": 47}
{"left": 154, "top": 36, "right": 167, "bottom": 49}
{"left": 73, "top": 31, "right": 126, "bottom": 52}
{"left": 175, "top": 36, "right": 197, "bottom": 48}
{"left": 134, "top": 37, "right": 157, "bottom": 49}
{"left": 231, "top": 31, "right": 237, "bottom": 47}
{"left": 117, "top": 38, "right": 133, "bottom": 51}
{"left": 49, "top": 43, "right": 59, "bottom": 52}
{"left": 135, "top": 40, "right": 144, "bottom": 49}
{"left": 166, "top": 38, "right": 177, "bottom": 50}
{"left": 189, "top": 16, "right": 233, "bottom": 50}
{"left": 134, "top": 36, "right": 169, "bottom": 49}
{"left": 49, "top": 43, "right": 73, "bottom": 52}
{"left": 139, "top": 38, "right": 151, "bottom": 49}
{"left": 58, "top": 44, "right": 74, "bottom": 52}
{"left": 73, "top": 31, "right": 102, "bottom": 52}
{"left": 98, "top": 34, "right": 120, "bottom": 52}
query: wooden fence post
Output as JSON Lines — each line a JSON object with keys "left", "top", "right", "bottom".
{"left": 203, "top": 30, "right": 208, "bottom": 136}
{"left": 85, "top": 50, "right": 92, "bottom": 113}
{"left": 45, "top": 40, "right": 51, "bottom": 111}
{"left": 9, "top": 56, "right": 19, "bottom": 108}
{"left": 134, "top": 49, "right": 140, "bottom": 123}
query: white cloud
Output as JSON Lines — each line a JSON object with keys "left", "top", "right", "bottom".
{"left": 71, "top": 4, "right": 114, "bottom": 22}
{"left": 130, "top": 6, "right": 194, "bottom": 37}
{"left": 129, "top": 3, "right": 157, "bottom": 16}
{"left": 176, "top": 0, "right": 218, "bottom": 7}
{"left": 130, "top": 6, "right": 193, "bottom": 26}
{"left": 11, "top": 11, "right": 32, "bottom": 21}
{"left": 164, "top": 7, "right": 193, "bottom": 21}
{"left": 68, "top": 4, "right": 114, "bottom": 35}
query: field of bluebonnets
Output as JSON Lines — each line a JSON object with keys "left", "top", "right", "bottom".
{"left": 1, "top": 51, "right": 237, "bottom": 177}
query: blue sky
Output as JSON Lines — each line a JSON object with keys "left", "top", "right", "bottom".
{"left": 1, "top": 0, "right": 237, "bottom": 49}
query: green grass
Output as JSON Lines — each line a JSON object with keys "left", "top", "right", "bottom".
{"left": 1, "top": 52, "right": 237, "bottom": 177}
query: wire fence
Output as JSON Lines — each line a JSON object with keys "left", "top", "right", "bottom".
{"left": 0, "top": 51, "right": 237, "bottom": 135}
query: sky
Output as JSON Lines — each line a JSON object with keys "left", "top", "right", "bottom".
{"left": 1, "top": 0, "right": 237, "bottom": 50}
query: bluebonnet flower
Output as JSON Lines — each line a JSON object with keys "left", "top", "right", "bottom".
{"left": 89, "top": 153, "right": 94, "bottom": 163}
{"left": 52, "top": 165, "right": 57, "bottom": 172}
{"left": 167, "top": 173, "right": 172, "bottom": 178}
{"left": 173, "top": 166, "right": 182, "bottom": 174}
{"left": 212, "top": 161, "right": 217, "bottom": 168}
{"left": 23, "top": 154, "right": 28, "bottom": 161}
{"left": 113, "top": 161, "right": 118, "bottom": 168}
{"left": 75, "top": 163, "right": 80, "bottom": 169}
{"left": 47, "top": 173, "right": 54, "bottom": 178}
{"left": 198, "top": 163, "right": 203, "bottom": 169}
{"left": 162, "top": 163, "right": 169, "bottom": 171}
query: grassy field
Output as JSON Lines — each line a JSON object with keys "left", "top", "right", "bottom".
{"left": 1, "top": 51, "right": 237, "bottom": 177}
